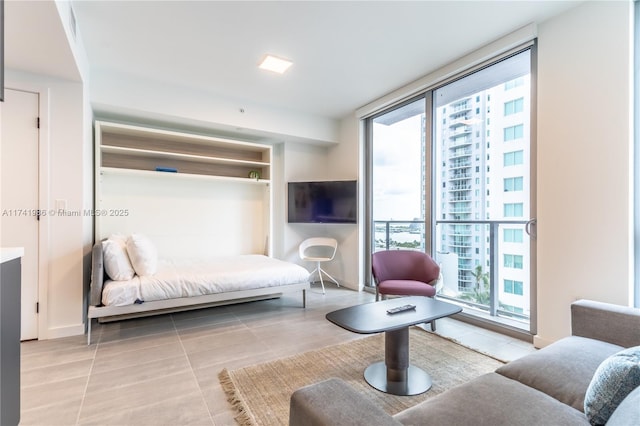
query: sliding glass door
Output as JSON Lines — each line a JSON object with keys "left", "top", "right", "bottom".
{"left": 366, "top": 47, "right": 536, "bottom": 333}
{"left": 432, "top": 50, "right": 535, "bottom": 332}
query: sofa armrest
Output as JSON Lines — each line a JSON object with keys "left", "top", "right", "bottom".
{"left": 289, "top": 378, "right": 402, "bottom": 426}
{"left": 571, "top": 299, "right": 640, "bottom": 348}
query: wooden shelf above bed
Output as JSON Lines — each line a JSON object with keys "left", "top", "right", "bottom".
{"left": 99, "top": 166, "right": 271, "bottom": 184}
{"left": 96, "top": 121, "right": 272, "bottom": 181}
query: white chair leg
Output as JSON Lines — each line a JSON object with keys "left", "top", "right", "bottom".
{"left": 319, "top": 267, "right": 340, "bottom": 287}
{"left": 317, "top": 261, "right": 326, "bottom": 294}
{"left": 307, "top": 263, "right": 340, "bottom": 294}
{"left": 308, "top": 267, "right": 319, "bottom": 282}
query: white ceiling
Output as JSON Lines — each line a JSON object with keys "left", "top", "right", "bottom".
{"left": 5, "top": 0, "right": 80, "bottom": 82}
{"left": 8, "top": 1, "right": 581, "bottom": 120}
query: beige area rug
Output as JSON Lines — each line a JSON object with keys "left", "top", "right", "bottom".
{"left": 218, "top": 328, "right": 505, "bottom": 426}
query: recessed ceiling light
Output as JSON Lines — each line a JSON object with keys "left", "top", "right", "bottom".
{"left": 258, "top": 55, "right": 293, "bottom": 74}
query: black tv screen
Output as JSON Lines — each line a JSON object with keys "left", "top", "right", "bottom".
{"left": 288, "top": 180, "right": 357, "bottom": 224}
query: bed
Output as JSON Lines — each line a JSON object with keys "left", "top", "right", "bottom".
{"left": 87, "top": 238, "right": 311, "bottom": 344}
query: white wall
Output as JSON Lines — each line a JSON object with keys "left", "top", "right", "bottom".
{"left": 270, "top": 126, "right": 361, "bottom": 290}
{"left": 6, "top": 70, "right": 90, "bottom": 339}
{"left": 326, "top": 116, "right": 361, "bottom": 290}
{"left": 3, "top": 0, "right": 93, "bottom": 340}
{"left": 90, "top": 71, "right": 340, "bottom": 146}
{"left": 279, "top": 141, "right": 360, "bottom": 288}
{"left": 534, "top": 1, "right": 634, "bottom": 346}
{"left": 82, "top": 82, "right": 94, "bottom": 329}
{"left": 280, "top": 141, "right": 329, "bottom": 263}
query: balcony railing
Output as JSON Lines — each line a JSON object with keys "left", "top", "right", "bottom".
{"left": 374, "top": 220, "right": 425, "bottom": 251}
{"left": 372, "top": 219, "right": 532, "bottom": 328}
{"left": 449, "top": 159, "right": 472, "bottom": 169}
{"left": 435, "top": 219, "right": 531, "bottom": 326}
{"left": 450, "top": 126, "right": 472, "bottom": 136}
{"left": 450, "top": 136, "right": 472, "bottom": 147}
{"left": 449, "top": 195, "right": 472, "bottom": 202}
{"left": 449, "top": 172, "right": 472, "bottom": 180}
{"left": 450, "top": 100, "right": 472, "bottom": 114}
{"left": 449, "top": 148, "right": 472, "bottom": 159}
{"left": 449, "top": 207, "right": 472, "bottom": 214}
{"left": 449, "top": 184, "right": 472, "bottom": 191}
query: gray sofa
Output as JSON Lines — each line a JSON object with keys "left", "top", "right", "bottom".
{"left": 290, "top": 300, "right": 640, "bottom": 426}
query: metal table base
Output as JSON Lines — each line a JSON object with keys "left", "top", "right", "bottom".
{"left": 363, "top": 326, "right": 432, "bottom": 396}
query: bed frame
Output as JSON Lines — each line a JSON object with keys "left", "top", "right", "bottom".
{"left": 87, "top": 242, "right": 310, "bottom": 345}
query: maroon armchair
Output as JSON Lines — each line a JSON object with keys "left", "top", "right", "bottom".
{"left": 372, "top": 250, "right": 441, "bottom": 330}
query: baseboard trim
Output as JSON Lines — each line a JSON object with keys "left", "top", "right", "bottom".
{"left": 533, "top": 335, "right": 554, "bottom": 349}
{"left": 42, "top": 324, "right": 85, "bottom": 340}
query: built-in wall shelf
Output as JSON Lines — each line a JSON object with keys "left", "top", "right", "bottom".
{"left": 94, "top": 120, "right": 274, "bottom": 256}
{"left": 100, "top": 166, "right": 270, "bottom": 185}
{"left": 96, "top": 121, "right": 271, "bottom": 181}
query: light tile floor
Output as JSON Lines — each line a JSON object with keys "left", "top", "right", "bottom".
{"left": 19, "top": 286, "right": 536, "bottom": 425}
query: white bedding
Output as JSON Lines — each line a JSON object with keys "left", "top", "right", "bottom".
{"left": 102, "top": 255, "right": 310, "bottom": 307}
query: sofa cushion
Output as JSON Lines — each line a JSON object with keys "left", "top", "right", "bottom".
{"left": 605, "top": 385, "right": 640, "bottom": 426}
{"left": 290, "top": 378, "right": 402, "bottom": 426}
{"left": 495, "top": 336, "right": 623, "bottom": 412}
{"left": 394, "top": 373, "right": 589, "bottom": 426}
{"left": 583, "top": 346, "right": 640, "bottom": 425}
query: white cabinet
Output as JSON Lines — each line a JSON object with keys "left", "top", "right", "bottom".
{"left": 94, "top": 121, "right": 273, "bottom": 257}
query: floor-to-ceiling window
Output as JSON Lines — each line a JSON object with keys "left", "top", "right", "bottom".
{"left": 365, "top": 46, "right": 536, "bottom": 334}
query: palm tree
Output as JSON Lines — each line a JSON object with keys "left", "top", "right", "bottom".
{"left": 470, "top": 265, "right": 489, "bottom": 291}
{"left": 459, "top": 288, "right": 491, "bottom": 305}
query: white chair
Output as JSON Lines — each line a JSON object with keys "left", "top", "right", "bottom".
{"left": 298, "top": 237, "right": 340, "bottom": 294}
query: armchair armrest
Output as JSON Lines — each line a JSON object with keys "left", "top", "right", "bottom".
{"left": 571, "top": 299, "right": 640, "bottom": 348}
{"left": 289, "top": 378, "right": 402, "bottom": 426}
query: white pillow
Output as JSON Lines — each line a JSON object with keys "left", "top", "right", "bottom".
{"left": 102, "top": 235, "right": 135, "bottom": 281}
{"left": 126, "top": 233, "right": 158, "bottom": 276}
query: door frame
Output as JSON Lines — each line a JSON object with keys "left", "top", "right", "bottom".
{"left": 4, "top": 83, "right": 50, "bottom": 340}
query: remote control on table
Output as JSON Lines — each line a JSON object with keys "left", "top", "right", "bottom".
{"left": 386, "top": 304, "right": 416, "bottom": 314}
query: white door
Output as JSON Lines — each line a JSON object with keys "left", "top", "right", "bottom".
{"left": 0, "top": 88, "right": 40, "bottom": 341}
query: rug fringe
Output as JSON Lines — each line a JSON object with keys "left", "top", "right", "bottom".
{"left": 219, "top": 368, "right": 257, "bottom": 426}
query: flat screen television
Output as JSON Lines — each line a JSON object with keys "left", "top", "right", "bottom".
{"left": 288, "top": 180, "right": 357, "bottom": 224}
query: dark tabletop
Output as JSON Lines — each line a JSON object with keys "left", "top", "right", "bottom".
{"left": 326, "top": 296, "right": 462, "bottom": 334}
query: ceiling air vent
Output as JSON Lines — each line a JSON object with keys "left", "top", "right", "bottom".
{"left": 69, "top": 5, "right": 77, "bottom": 42}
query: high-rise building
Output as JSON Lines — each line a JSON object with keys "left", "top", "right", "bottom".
{"left": 434, "top": 76, "right": 530, "bottom": 317}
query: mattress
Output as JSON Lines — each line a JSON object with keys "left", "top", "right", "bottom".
{"left": 102, "top": 255, "right": 310, "bottom": 307}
